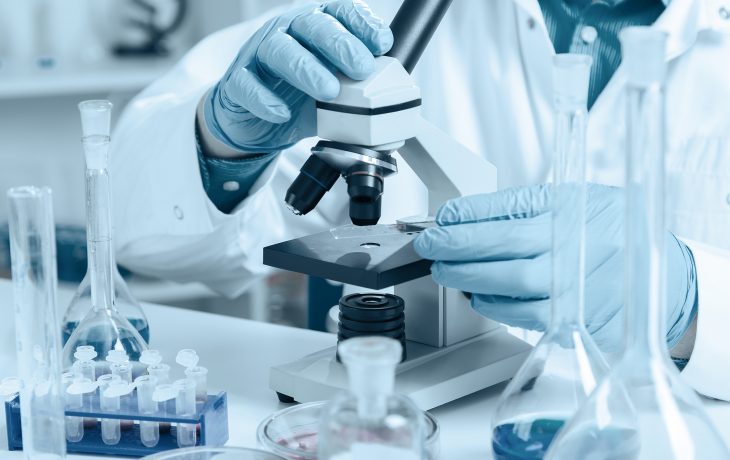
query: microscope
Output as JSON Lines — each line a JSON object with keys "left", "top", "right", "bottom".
{"left": 263, "top": 0, "right": 531, "bottom": 410}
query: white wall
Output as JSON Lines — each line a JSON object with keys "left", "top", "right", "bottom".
{"left": 0, "top": 0, "right": 291, "bottom": 226}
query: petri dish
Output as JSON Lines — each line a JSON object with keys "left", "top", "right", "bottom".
{"left": 257, "top": 401, "right": 440, "bottom": 460}
{"left": 142, "top": 447, "right": 286, "bottom": 460}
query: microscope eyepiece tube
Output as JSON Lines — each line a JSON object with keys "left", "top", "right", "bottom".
{"left": 387, "top": 0, "right": 453, "bottom": 73}
{"left": 285, "top": 155, "right": 340, "bottom": 216}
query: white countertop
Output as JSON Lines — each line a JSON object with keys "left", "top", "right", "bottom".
{"left": 1, "top": 279, "right": 730, "bottom": 459}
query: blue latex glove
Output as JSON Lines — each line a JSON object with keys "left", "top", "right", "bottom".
{"left": 204, "top": 1, "right": 393, "bottom": 153}
{"left": 413, "top": 184, "right": 698, "bottom": 352}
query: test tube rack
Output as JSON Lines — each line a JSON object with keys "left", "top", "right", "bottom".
{"left": 5, "top": 391, "right": 229, "bottom": 457}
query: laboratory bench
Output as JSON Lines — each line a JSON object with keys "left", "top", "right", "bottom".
{"left": 2, "top": 278, "right": 730, "bottom": 459}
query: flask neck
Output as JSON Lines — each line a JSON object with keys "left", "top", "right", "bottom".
{"left": 549, "top": 106, "right": 587, "bottom": 329}
{"left": 348, "top": 362, "right": 395, "bottom": 420}
{"left": 623, "top": 83, "right": 668, "bottom": 358}
{"left": 85, "top": 167, "right": 114, "bottom": 312}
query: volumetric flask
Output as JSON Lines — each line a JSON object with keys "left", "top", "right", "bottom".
{"left": 491, "top": 54, "right": 609, "bottom": 460}
{"left": 62, "top": 100, "right": 148, "bottom": 373}
{"left": 61, "top": 99, "right": 149, "bottom": 345}
{"left": 317, "top": 337, "right": 425, "bottom": 460}
{"left": 545, "top": 27, "right": 729, "bottom": 460}
{"left": 8, "top": 186, "right": 67, "bottom": 460}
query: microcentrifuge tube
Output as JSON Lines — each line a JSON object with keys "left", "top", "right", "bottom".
{"left": 66, "top": 377, "right": 96, "bottom": 440}
{"left": 174, "top": 379, "right": 198, "bottom": 448}
{"left": 148, "top": 363, "right": 171, "bottom": 384}
{"left": 62, "top": 373, "right": 83, "bottom": 443}
{"left": 72, "top": 346, "right": 97, "bottom": 381}
{"left": 100, "top": 380, "right": 131, "bottom": 445}
{"left": 135, "top": 375, "right": 160, "bottom": 447}
{"left": 97, "top": 374, "right": 122, "bottom": 445}
{"left": 184, "top": 366, "right": 208, "bottom": 404}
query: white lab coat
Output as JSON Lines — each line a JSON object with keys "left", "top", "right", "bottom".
{"left": 111, "top": 0, "right": 730, "bottom": 399}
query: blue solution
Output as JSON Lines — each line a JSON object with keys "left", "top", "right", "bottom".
{"left": 63, "top": 318, "right": 150, "bottom": 346}
{"left": 492, "top": 418, "right": 565, "bottom": 460}
{"left": 62, "top": 319, "right": 149, "bottom": 362}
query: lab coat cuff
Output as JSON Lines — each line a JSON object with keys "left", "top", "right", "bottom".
{"left": 678, "top": 238, "right": 730, "bottom": 401}
{"left": 196, "top": 128, "right": 279, "bottom": 214}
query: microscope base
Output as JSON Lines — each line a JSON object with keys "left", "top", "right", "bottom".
{"left": 269, "top": 326, "right": 531, "bottom": 410}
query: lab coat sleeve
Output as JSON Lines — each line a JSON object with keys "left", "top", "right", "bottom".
{"left": 679, "top": 239, "right": 730, "bottom": 401}
{"left": 110, "top": 12, "right": 347, "bottom": 298}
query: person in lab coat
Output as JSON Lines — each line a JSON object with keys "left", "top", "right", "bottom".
{"left": 111, "top": 0, "right": 730, "bottom": 400}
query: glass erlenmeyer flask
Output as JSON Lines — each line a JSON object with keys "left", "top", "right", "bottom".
{"left": 490, "top": 54, "right": 609, "bottom": 459}
{"left": 61, "top": 100, "right": 149, "bottom": 345}
{"left": 62, "top": 100, "right": 148, "bottom": 373}
{"left": 545, "top": 27, "right": 729, "bottom": 460}
{"left": 318, "top": 337, "right": 425, "bottom": 460}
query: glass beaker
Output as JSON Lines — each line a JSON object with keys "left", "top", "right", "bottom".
{"left": 317, "top": 337, "right": 425, "bottom": 460}
{"left": 7, "top": 186, "right": 67, "bottom": 460}
{"left": 61, "top": 99, "right": 149, "bottom": 345}
{"left": 490, "top": 54, "right": 609, "bottom": 459}
{"left": 545, "top": 27, "right": 729, "bottom": 460}
{"left": 62, "top": 100, "right": 148, "bottom": 373}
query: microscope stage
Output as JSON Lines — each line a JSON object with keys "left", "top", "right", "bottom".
{"left": 263, "top": 223, "right": 434, "bottom": 289}
{"left": 270, "top": 326, "right": 531, "bottom": 410}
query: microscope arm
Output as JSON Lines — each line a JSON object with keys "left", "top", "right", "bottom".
{"left": 399, "top": 117, "right": 498, "bottom": 216}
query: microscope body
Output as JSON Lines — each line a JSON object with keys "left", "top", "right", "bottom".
{"left": 265, "top": 0, "right": 530, "bottom": 408}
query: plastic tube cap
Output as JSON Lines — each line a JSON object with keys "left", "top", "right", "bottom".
{"left": 104, "top": 381, "right": 133, "bottom": 398}
{"left": 140, "top": 349, "right": 163, "bottom": 366}
{"left": 67, "top": 378, "right": 98, "bottom": 395}
{"left": 153, "top": 384, "right": 179, "bottom": 403}
{"left": 552, "top": 54, "right": 592, "bottom": 111}
{"left": 74, "top": 346, "right": 98, "bottom": 362}
{"left": 0, "top": 377, "right": 22, "bottom": 397}
{"left": 176, "top": 349, "right": 200, "bottom": 368}
{"left": 106, "top": 349, "right": 129, "bottom": 364}
{"left": 620, "top": 27, "right": 668, "bottom": 88}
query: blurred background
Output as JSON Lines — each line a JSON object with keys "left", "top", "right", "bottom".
{"left": 0, "top": 0, "right": 333, "bottom": 330}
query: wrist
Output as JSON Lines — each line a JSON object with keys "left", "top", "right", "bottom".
{"left": 198, "top": 87, "right": 282, "bottom": 158}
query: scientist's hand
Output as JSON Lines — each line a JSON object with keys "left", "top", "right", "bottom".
{"left": 204, "top": 1, "right": 393, "bottom": 153}
{"left": 413, "top": 184, "right": 697, "bottom": 352}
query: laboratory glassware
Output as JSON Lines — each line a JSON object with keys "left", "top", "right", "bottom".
{"left": 317, "top": 337, "right": 425, "bottom": 460}
{"left": 545, "top": 27, "right": 730, "bottom": 460}
{"left": 7, "top": 185, "right": 67, "bottom": 460}
{"left": 61, "top": 98, "right": 149, "bottom": 345}
{"left": 141, "top": 446, "right": 287, "bottom": 460}
{"left": 257, "top": 400, "right": 440, "bottom": 460}
{"left": 175, "top": 379, "right": 198, "bottom": 448}
{"left": 490, "top": 54, "right": 609, "bottom": 460}
{"left": 135, "top": 375, "right": 160, "bottom": 448}
{"left": 62, "top": 100, "right": 148, "bottom": 372}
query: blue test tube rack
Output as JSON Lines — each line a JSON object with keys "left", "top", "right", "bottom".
{"left": 5, "top": 391, "right": 229, "bottom": 457}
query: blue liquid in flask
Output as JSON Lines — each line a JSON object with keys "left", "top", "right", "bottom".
{"left": 492, "top": 418, "right": 565, "bottom": 460}
{"left": 62, "top": 318, "right": 150, "bottom": 353}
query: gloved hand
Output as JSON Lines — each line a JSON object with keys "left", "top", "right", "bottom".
{"left": 203, "top": 0, "right": 393, "bottom": 153}
{"left": 413, "top": 184, "right": 698, "bottom": 352}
